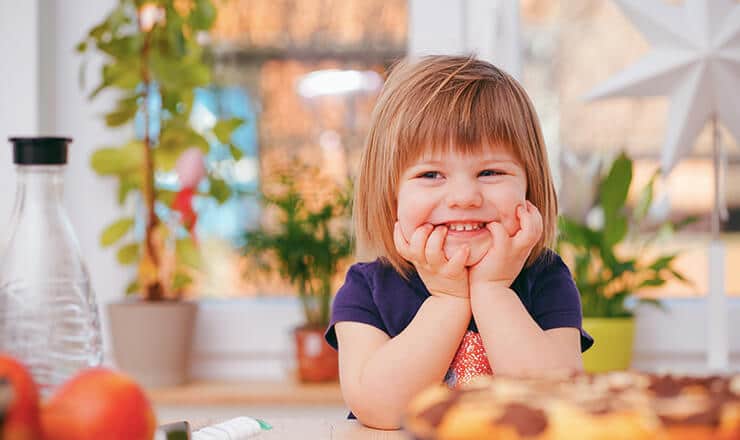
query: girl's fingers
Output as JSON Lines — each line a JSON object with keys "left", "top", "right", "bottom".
{"left": 394, "top": 223, "right": 434, "bottom": 265}
{"left": 513, "top": 202, "right": 543, "bottom": 250}
{"left": 486, "top": 221, "right": 509, "bottom": 248}
{"left": 440, "top": 244, "right": 469, "bottom": 277}
{"left": 408, "top": 224, "right": 434, "bottom": 265}
{"left": 425, "top": 225, "right": 448, "bottom": 267}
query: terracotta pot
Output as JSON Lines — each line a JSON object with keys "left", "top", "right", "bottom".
{"left": 108, "top": 299, "right": 198, "bottom": 387}
{"left": 294, "top": 326, "right": 338, "bottom": 382}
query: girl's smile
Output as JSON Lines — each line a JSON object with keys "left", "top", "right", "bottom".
{"left": 397, "top": 147, "right": 528, "bottom": 266}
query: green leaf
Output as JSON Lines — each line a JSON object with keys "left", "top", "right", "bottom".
{"left": 213, "top": 118, "right": 244, "bottom": 144}
{"left": 90, "top": 148, "right": 120, "bottom": 175}
{"left": 117, "top": 242, "right": 140, "bottom": 265}
{"left": 176, "top": 238, "right": 202, "bottom": 269}
{"left": 154, "top": 143, "right": 188, "bottom": 171}
{"left": 670, "top": 269, "right": 690, "bottom": 283}
{"left": 189, "top": 0, "right": 217, "bottom": 31}
{"left": 151, "top": 55, "right": 210, "bottom": 90}
{"left": 97, "top": 35, "right": 142, "bottom": 59}
{"left": 675, "top": 215, "right": 700, "bottom": 230}
{"left": 90, "top": 142, "right": 143, "bottom": 176}
{"left": 117, "top": 176, "right": 141, "bottom": 205}
{"left": 600, "top": 152, "right": 632, "bottom": 218}
{"left": 639, "top": 278, "right": 666, "bottom": 288}
{"left": 603, "top": 214, "right": 628, "bottom": 247}
{"left": 209, "top": 177, "right": 230, "bottom": 203}
{"left": 158, "top": 119, "right": 210, "bottom": 155}
{"left": 88, "top": 21, "right": 110, "bottom": 40}
{"left": 599, "top": 244, "right": 619, "bottom": 270}
{"left": 76, "top": 40, "right": 88, "bottom": 53}
{"left": 172, "top": 272, "right": 193, "bottom": 291}
{"left": 633, "top": 171, "right": 657, "bottom": 222}
{"left": 558, "top": 216, "right": 598, "bottom": 248}
{"left": 100, "top": 217, "right": 135, "bottom": 247}
{"left": 157, "top": 189, "right": 178, "bottom": 206}
{"left": 611, "top": 259, "right": 636, "bottom": 278}
{"left": 125, "top": 280, "right": 140, "bottom": 296}
{"left": 648, "top": 254, "right": 677, "bottom": 271}
{"left": 229, "top": 144, "right": 244, "bottom": 161}
{"left": 104, "top": 94, "right": 139, "bottom": 127}
{"left": 90, "top": 62, "right": 141, "bottom": 99}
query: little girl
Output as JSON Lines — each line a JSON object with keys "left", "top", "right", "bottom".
{"left": 324, "top": 55, "right": 593, "bottom": 430}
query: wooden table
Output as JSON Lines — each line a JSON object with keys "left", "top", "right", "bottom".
{"left": 186, "top": 418, "right": 411, "bottom": 439}
{"left": 148, "top": 380, "right": 345, "bottom": 406}
{"left": 152, "top": 381, "right": 413, "bottom": 438}
{"left": 257, "top": 418, "right": 412, "bottom": 440}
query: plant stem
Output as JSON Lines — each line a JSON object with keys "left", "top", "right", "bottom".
{"left": 320, "top": 274, "right": 331, "bottom": 328}
{"left": 139, "top": 14, "right": 164, "bottom": 301}
{"left": 299, "top": 279, "right": 313, "bottom": 327}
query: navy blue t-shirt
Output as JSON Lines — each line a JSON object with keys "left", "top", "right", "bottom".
{"left": 325, "top": 249, "right": 593, "bottom": 353}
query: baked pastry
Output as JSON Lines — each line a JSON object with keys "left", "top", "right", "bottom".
{"left": 404, "top": 371, "right": 740, "bottom": 440}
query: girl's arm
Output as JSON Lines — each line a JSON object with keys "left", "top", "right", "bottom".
{"left": 335, "top": 295, "right": 471, "bottom": 430}
{"left": 468, "top": 203, "right": 582, "bottom": 376}
{"left": 470, "top": 284, "right": 583, "bottom": 377}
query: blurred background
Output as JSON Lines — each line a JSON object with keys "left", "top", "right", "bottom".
{"left": 0, "top": 0, "right": 738, "bottom": 423}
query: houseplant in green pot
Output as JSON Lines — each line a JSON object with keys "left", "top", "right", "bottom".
{"left": 557, "top": 151, "right": 695, "bottom": 372}
{"left": 242, "top": 164, "right": 353, "bottom": 382}
{"left": 78, "top": 0, "right": 244, "bottom": 386}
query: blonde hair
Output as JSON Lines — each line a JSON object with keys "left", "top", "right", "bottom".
{"left": 354, "top": 55, "right": 558, "bottom": 277}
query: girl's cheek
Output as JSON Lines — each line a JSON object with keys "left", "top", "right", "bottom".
{"left": 396, "top": 208, "right": 416, "bottom": 242}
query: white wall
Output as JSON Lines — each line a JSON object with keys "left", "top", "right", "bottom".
{"left": 38, "top": 1, "right": 132, "bottom": 297}
{"left": 408, "top": 0, "right": 521, "bottom": 79}
{"left": 0, "top": 0, "right": 39, "bottom": 223}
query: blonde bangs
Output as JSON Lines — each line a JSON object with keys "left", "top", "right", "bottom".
{"left": 355, "top": 55, "right": 558, "bottom": 277}
{"left": 394, "top": 70, "right": 527, "bottom": 176}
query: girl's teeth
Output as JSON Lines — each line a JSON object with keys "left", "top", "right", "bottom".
{"left": 448, "top": 223, "right": 484, "bottom": 232}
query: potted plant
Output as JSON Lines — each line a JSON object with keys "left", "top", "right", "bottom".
{"left": 557, "top": 151, "right": 695, "bottom": 372}
{"left": 242, "top": 164, "right": 353, "bottom": 382}
{"left": 78, "top": 0, "right": 244, "bottom": 386}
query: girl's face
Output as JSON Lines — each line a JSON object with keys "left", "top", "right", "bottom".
{"left": 396, "top": 146, "right": 528, "bottom": 266}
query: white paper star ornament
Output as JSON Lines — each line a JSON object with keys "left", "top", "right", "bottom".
{"left": 585, "top": 0, "right": 740, "bottom": 174}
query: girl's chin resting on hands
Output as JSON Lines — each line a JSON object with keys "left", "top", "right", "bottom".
{"left": 443, "top": 227, "right": 492, "bottom": 267}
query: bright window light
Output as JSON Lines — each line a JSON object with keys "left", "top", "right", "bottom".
{"left": 297, "top": 69, "right": 382, "bottom": 98}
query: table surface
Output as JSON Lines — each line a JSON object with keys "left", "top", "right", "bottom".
{"left": 190, "top": 418, "right": 412, "bottom": 440}
{"left": 148, "top": 380, "right": 345, "bottom": 406}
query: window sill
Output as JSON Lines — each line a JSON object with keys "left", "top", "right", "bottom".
{"left": 146, "top": 378, "right": 343, "bottom": 406}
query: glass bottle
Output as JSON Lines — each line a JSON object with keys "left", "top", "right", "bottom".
{"left": 0, "top": 137, "right": 102, "bottom": 396}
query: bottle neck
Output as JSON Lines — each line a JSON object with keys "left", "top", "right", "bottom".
{"left": 13, "top": 165, "right": 66, "bottom": 208}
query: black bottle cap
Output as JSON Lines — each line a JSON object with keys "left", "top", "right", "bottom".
{"left": 9, "top": 137, "right": 71, "bottom": 165}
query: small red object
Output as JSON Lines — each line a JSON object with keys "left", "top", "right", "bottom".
{"left": 172, "top": 187, "right": 197, "bottom": 232}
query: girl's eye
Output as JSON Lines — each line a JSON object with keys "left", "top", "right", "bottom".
{"left": 417, "top": 171, "right": 442, "bottom": 179}
{"left": 479, "top": 169, "right": 505, "bottom": 177}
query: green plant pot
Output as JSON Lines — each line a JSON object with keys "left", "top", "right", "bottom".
{"left": 582, "top": 317, "right": 635, "bottom": 373}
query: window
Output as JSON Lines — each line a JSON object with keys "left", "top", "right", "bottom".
{"left": 521, "top": 0, "right": 740, "bottom": 297}
{"left": 185, "top": 0, "right": 407, "bottom": 297}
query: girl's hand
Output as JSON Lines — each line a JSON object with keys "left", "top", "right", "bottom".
{"left": 394, "top": 222, "right": 470, "bottom": 299}
{"left": 469, "top": 201, "right": 543, "bottom": 290}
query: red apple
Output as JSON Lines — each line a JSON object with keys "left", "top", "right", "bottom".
{"left": 0, "top": 354, "right": 42, "bottom": 440}
{"left": 41, "top": 368, "right": 156, "bottom": 440}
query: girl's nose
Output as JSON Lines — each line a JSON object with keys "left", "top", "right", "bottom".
{"left": 446, "top": 179, "right": 483, "bottom": 208}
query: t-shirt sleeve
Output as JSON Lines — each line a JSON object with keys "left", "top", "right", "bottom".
{"left": 531, "top": 254, "right": 594, "bottom": 352}
{"left": 324, "top": 264, "right": 387, "bottom": 350}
